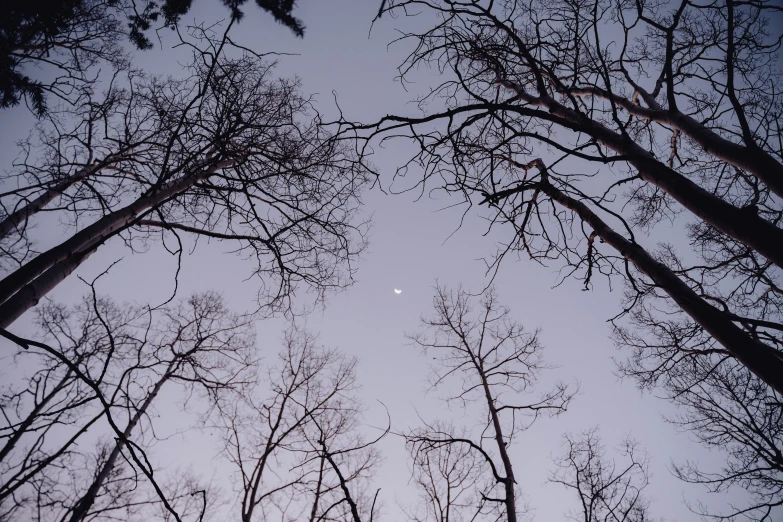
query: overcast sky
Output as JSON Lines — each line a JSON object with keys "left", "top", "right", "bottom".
{"left": 0, "top": 0, "right": 756, "bottom": 519}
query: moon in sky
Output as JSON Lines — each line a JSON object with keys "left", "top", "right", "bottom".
{"left": 394, "top": 289, "right": 402, "bottom": 294}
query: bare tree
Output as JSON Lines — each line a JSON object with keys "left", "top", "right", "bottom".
{"left": 0, "top": 23, "right": 370, "bottom": 329}
{"left": 617, "top": 316, "right": 783, "bottom": 521}
{"left": 0, "top": 289, "right": 254, "bottom": 522}
{"left": 405, "top": 285, "right": 574, "bottom": 522}
{"left": 550, "top": 429, "right": 654, "bottom": 522}
{"left": 347, "top": 0, "right": 783, "bottom": 395}
{"left": 216, "top": 328, "right": 382, "bottom": 522}
{"left": 404, "top": 422, "right": 487, "bottom": 522}
{"left": 345, "top": 4, "right": 783, "bottom": 513}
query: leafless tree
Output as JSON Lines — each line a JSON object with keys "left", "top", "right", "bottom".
{"left": 346, "top": 0, "right": 783, "bottom": 395}
{"left": 617, "top": 317, "right": 782, "bottom": 521}
{"left": 0, "top": 289, "right": 254, "bottom": 522}
{"left": 215, "top": 328, "right": 383, "bottom": 522}
{"left": 404, "top": 422, "right": 488, "bottom": 522}
{"left": 405, "top": 285, "right": 574, "bottom": 522}
{"left": 550, "top": 429, "right": 654, "bottom": 522}
{"left": 344, "top": 2, "right": 783, "bottom": 513}
{"left": 0, "top": 23, "right": 370, "bottom": 329}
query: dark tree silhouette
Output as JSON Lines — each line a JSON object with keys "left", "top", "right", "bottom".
{"left": 0, "top": 0, "right": 128, "bottom": 116}
{"left": 0, "top": 24, "right": 370, "bottom": 329}
{"left": 343, "top": 1, "right": 783, "bottom": 514}
{"left": 1, "top": 0, "right": 305, "bottom": 115}
{"left": 404, "top": 422, "right": 489, "bottom": 522}
{"left": 131, "top": 0, "right": 305, "bottom": 38}
{"left": 0, "top": 289, "right": 254, "bottom": 522}
{"left": 617, "top": 316, "right": 783, "bottom": 521}
{"left": 215, "top": 328, "right": 383, "bottom": 522}
{"left": 344, "top": 0, "right": 783, "bottom": 401}
{"left": 550, "top": 429, "right": 654, "bottom": 522}
{"left": 405, "top": 285, "right": 574, "bottom": 522}
{"left": 345, "top": 1, "right": 783, "bottom": 514}
{"left": 1, "top": 291, "right": 389, "bottom": 522}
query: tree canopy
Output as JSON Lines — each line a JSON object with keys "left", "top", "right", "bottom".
{"left": 1, "top": 0, "right": 304, "bottom": 115}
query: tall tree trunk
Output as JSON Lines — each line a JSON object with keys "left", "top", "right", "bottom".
{"left": 664, "top": 111, "right": 783, "bottom": 198}
{"left": 307, "top": 456, "right": 325, "bottom": 522}
{"left": 63, "top": 363, "right": 175, "bottom": 522}
{"left": 241, "top": 392, "right": 291, "bottom": 522}
{"left": 0, "top": 159, "right": 233, "bottom": 326}
{"left": 0, "top": 164, "right": 99, "bottom": 241}
{"left": 0, "top": 241, "right": 100, "bottom": 328}
{"left": 498, "top": 82, "right": 783, "bottom": 268}
{"left": 547, "top": 95, "right": 783, "bottom": 269}
{"left": 322, "top": 443, "right": 363, "bottom": 522}
{"left": 477, "top": 367, "right": 517, "bottom": 522}
{"left": 564, "top": 86, "right": 783, "bottom": 198}
{"left": 531, "top": 174, "right": 783, "bottom": 395}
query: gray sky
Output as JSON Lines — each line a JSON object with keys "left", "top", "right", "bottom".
{"left": 0, "top": 0, "right": 756, "bottom": 519}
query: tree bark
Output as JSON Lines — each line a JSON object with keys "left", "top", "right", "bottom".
{"left": 498, "top": 81, "right": 783, "bottom": 269}
{"left": 0, "top": 241, "right": 100, "bottom": 328}
{"left": 0, "top": 164, "right": 99, "bottom": 241}
{"left": 564, "top": 86, "right": 783, "bottom": 198}
{"left": 64, "top": 363, "right": 175, "bottom": 522}
{"left": 0, "top": 159, "right": 233, "bottom": 326}
{"left": 544, "top": 94, "right": 783, "bottom": 269}
{"left": 532, "top": 176, "right": 783, "bottom": 395}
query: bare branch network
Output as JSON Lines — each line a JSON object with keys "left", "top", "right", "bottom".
{"left": 336, "top": 0, "right": 783, "bottom": 518}
{"left": 346, "top": 0, "right": 783, "bottom": 392}
{"left": 0, "top": 289, "right": 386, "bottom": 522}
{"left": 0, "top": 24, "right": 371, "bottom": 326}
{"left": 1, "top": 285, "right": 651, "bottom": 522}
{"left": 1, "top": 1, "right": 782, "bottom": 521}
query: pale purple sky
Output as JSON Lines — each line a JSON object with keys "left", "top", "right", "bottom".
{"left": 0, "top": 1, "right": 755, "bottom": 519}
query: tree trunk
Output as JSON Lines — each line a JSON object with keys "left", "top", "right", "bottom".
{"left": 535, "top": 178, "right": 783, "bottom": 395}
{"left": 477, "top": 368, "right": 517, "bottom": 522}
{"left": 542, "top": 95, "right": 783, "bottom": 269}
{"left": 565, "top": 86, "right": 783, "bottom": 198}
{"left": 0, "top": 159, "right": 233, "bottom": 326}
{"left": 499, "top": 82, "right": 783, "bottom": 269}
{"left": 307, "top": 456, "right": 325, "bottom": 522}
{"left": 322, "top": 445, "right": 363, "bottom": 522}
{"left": 63, "top": 363, "right": 174, "bottom": 522}
{"left": 0, "top": 242, "right": 100, "bottom": 328}
{"left": 646, "top": 111, "right": 783, "bottom": 199}
{"left": 0, "top": 164, "right": 98, "bottom": 241}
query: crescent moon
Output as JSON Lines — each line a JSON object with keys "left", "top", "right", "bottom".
{"left": 394, "top": 289, "right": 402, "bottom": 294}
